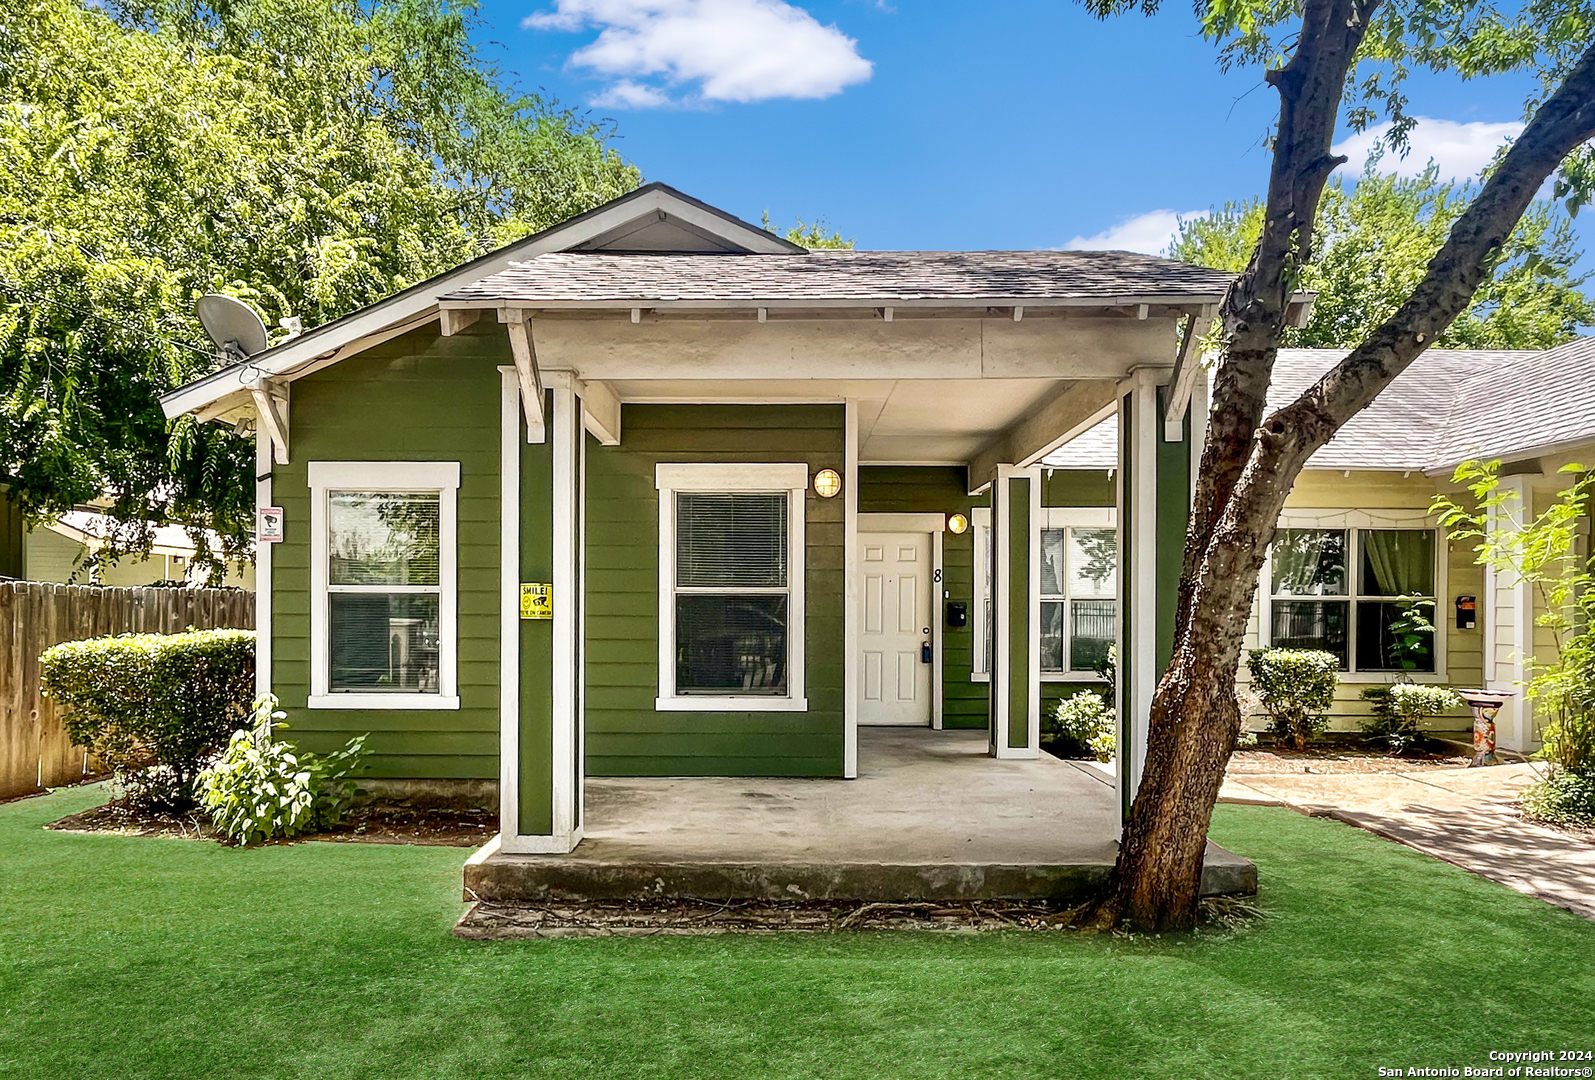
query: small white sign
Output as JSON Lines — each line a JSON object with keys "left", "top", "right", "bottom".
{"left": 258, "top": 507, "right": 285, "bottom": 544}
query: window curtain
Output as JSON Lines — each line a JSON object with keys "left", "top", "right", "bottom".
{"left": 1361, "top": 530, "right": 1433, "bottom": 596}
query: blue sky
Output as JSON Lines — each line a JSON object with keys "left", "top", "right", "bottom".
{"left": 474, "top": 0, "right": 1583, "bottom": 267}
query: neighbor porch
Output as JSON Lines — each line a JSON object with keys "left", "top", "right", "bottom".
{"left": 465, "top": 728, "right": 1257, "bottom": 902}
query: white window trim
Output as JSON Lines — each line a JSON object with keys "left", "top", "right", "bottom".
{"left": 1259, "top": 509, "right": 1448, "bottom": 684}
{"left": 1039, "top": 506, "right": 1118, "bottom": 682}
{"left": 308, "top": 460, "right": 461, "bottom": 710}
{"left": 656, "top": 462, "right": 809, "bottom": 712}
{"left": 970, "top": 505, "right": 993, "bottom": 682}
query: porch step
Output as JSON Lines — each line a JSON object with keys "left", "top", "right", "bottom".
{"left": 463, "top": 838, "right": 1257, "bottom": 904}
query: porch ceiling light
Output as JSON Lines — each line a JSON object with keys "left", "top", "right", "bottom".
{"left": 947, "top": 513, "right": 968, "bottom": 534}
{"left": 813, "top": 469, "right": 842, "bottom": 498}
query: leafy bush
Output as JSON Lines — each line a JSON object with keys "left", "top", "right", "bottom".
{"left": 198, "top": 695, "right": 369, "bottom": 845}
{"left": 1361, "top": 683, "right": 1463, "bottom": 752}
{"left": 40, "top": 628, "right": 255, "bottom": 808}
{"left": 1045, "top": 691, "right": 1115, "bottom": 762}
{"left": 1246, "top": 648, "right": 1339, "bottom": 750}
{"left": 1521, "top": 768, "right": 1595, "bottom": 828}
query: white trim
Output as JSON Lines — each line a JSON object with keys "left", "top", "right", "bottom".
{"left": 549, "top": 386, "right": 583, "bottom": 849}
{"left": 1025, "top": 466, "right": 1042, "bottom": 756}
{"left": 255, "top": 428, "right": 273, "bottom": 698}
{"left": 307, "top": 459, "right": 460, "bottom": 709}
{"left": 1126, "top": 371, "right": 1159, "bottom": 797}
{"left": 655, "top": 462, "right": 809, "bottom": 492}
{"left": 497, "top": 367, "right": 520, "bottom": 847}
{"left": 858, "top": 512, "right": 946, "bottom": 731}
{"left": 844, "top": 401, "right": 860, "bottom": 776}
{"left": 655, "top": 462, "right": 809, "bottom": 712}
{"left": 971, "top": 505, "right": 993, "bottom": 681}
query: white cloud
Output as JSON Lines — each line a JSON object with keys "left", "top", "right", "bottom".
{"left": 524, "top": 0, "right": 874, "bottom": 108}
{"left": 1062, "top": 209, "right": 1203, "bottom": 255}
{"left": 588, "top": 78, "right": 674, "bottom": 108}
{"left": 1332, "top": 117, "right": 1524, "bottom": 181}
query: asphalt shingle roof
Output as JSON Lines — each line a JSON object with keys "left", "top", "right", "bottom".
{"left": 440, "top": 250, "right": 1235, "bottom": 305}
{"left": 1043, "top": 343, "right": 1595, "bottom": 472}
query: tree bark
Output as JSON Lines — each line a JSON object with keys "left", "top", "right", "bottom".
{"left": 1098, "top": 22, "right": 1595, "bottom": 931}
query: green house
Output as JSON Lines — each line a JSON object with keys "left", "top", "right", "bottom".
{"left": 163, "top": 184, "right": 1239, "bottom": 855}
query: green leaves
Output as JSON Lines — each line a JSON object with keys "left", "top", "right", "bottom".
{"left": 1246, "top": 648, "right": 1341, "bottom": 749}
{"left": 0, "top": 0, "right": 641, "bottom": 577}
{"left": 1169, "top": 165, "right": 1595, "bottom": 350}
{"left": 198, "top": 693, "right": 370, "bottom": 845}
{"left": 38, "top": 628, "right": 256, "bottom": 808}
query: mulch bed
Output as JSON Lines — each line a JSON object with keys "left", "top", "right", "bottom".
{"left": 452, "top": 895, "right": 1263, "bottom": 939}
{"left": 45, "top": 802, "right": 498, "bottom": 847}
{"left": 1228, "top": 743, "right": 1470, "bottom": 775}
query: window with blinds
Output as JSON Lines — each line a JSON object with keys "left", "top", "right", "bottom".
{"left": 674, "top": 492, "right": 791, "bottom": 694}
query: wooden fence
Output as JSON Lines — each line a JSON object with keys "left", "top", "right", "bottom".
{"left": 0, "top": 583, "right": 255, "bottom": 799}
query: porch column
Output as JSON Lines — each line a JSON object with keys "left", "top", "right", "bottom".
{"left": 1487, "top": 474, "right": 1537, "bottom": 753}
{"left": 990, "top": 463, "right": 1041, "bottom": 759}
{"left": 1115, "top": 368, "right": 1196, "bottom": 819}
{"left": 499, "top": 368, "right": 585, "bottom": 853}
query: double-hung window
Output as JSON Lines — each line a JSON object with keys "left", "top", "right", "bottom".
{"left": 1039, "top": 509, "right": 1117, "bottom": 677}
{"left": 309, "top": 461, "right": 459, "bottom": 709}
{"left": 1267, "top": 523, "right": 1439, "bottom": 674}
{"left": 971, "top": 506, "right": 994, "bottom": 679}
{"left": 656, "top": 463, "right": 808, "bottom": 711}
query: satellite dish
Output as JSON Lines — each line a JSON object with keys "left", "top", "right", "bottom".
{"left": 196, "top": 294, "right": 269, "bottom": 362}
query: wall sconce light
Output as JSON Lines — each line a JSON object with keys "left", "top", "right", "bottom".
{"left": 813, "top": 468, "right": 842, "bottom": 498}
{"left": 946, "top": 513, "right": 968, "bottom": 534}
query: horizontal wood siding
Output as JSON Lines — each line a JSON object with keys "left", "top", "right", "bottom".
{"left": 272, "top": 324, "right": 501, "bottom": 779}
{"left": 857, "top": 466, "right": 990, "bottom": 730}
{"left": 586, "top": 405, "right": 845, "bottom": 776}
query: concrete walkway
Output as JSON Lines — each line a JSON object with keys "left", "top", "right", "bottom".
{"left": 1222, "top": 763, "right": 1595, "bottom": 919}
{"left": 467, "top": 728, "right": 1255, "bottom": 903}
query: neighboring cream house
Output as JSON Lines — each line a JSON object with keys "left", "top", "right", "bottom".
{"left": 0, "top": 504, "right": 254, "bottom": 589}
{"left": 1044, "top": 340, "right": 1595, "bottom": 753}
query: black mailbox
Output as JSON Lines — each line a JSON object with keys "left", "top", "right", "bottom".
{"left": 946, "top": 601, "right": 967, "bottom": 628}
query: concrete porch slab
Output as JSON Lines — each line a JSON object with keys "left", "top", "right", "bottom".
{"left": 465, "top": 729, "right": 1256, "bottom": 903}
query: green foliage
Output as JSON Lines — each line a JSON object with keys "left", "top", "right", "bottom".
{"left": 1521, "top": 768, "right": 1595, "bottom": 826}
{"left": 1361, "top": 683, "right": 1463, "bottom": 752}
{"left": 1387, "top": 597, "right": 1439, "bottom": 672}
{"left": 1044, "top": 691, "right": 1116, "bottom": 762}
{"left": 1246, "top": 648, "right": 1340, "bottom": 750}
{"left": 39, "top": 628, "right": 254, "bottom": 808}
{"left": 198, "top": 694, "right": 369, "bottom": 845}
{"left": 1434, "top": 459, "right": 1595, "bottom": 774}
{"left": 1168, "top": 167, "right": 1595, "bottom": 350}
{"left": 0, "top": 0, "right": 640, "bottom": 578}
{"left": 762, "top": 212, "right": 856, "bottom": 249}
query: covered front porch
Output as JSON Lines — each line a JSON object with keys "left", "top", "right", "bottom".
{"left": 466, "top": 728, "right": 1256, "bottom": 903}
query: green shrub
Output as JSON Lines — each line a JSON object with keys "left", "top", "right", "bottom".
{"left": 40, "top": 628, "right": 255, "bottom": 808}
{"left": 1246, "top": 648, "right": 1339, "bottom": 750}
{"left": 1045, "top": 691, "right": 1115, "bottom": 762}
{"left": 1520, "top": 768, "right": 1595, "bottom": 828}
{"left": 198, "top": 694, "right": 369, "bottom": 845}
{"left": 1361, "top": 683, "right": 1462, "bottom": 752}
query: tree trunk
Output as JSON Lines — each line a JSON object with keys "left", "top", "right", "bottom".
{"left": 1097, "top": 32, "right": 1595, "bottom": 930}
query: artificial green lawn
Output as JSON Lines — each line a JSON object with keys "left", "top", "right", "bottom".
{"left": 2, "top": 785, "right": 1592, "bottom": 1080}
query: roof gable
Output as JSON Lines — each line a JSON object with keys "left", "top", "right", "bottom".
{"left": 160, "top": 182, "right": 802, "bottom": 419}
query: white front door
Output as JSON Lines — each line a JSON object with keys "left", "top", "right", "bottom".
{"left": 858, "top": 531, "right": 933, "bottom": 726}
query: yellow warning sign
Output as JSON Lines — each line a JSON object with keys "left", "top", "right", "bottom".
{"left": 520, "top": 582, "right": 552, "bottom": 620}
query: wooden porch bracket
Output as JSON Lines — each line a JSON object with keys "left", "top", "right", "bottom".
{"left": 580, "top": 378, "right": 622, "bottom": 446}
{"left": 248, "top": 378, "right": 289, "bottom": 465}
{"left": 1164, "top": 306, "right": 1215, "bottom": 441}
{"left": 499, "top": 308, "right": 546, "bottom": 443}
{"left": 439, "top": 308, "right": 482, "bottom": 336}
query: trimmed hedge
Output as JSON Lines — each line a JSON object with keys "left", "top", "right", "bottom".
{"left": 1247, "top": 648, "right": 1339, "bottom": 750}
{"left": 40, "top": 628, "right": 255, "bottom": 808}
